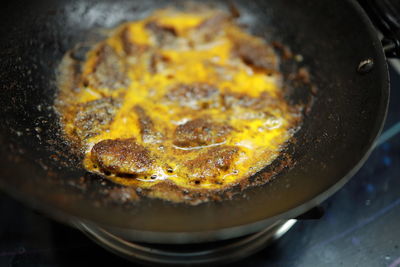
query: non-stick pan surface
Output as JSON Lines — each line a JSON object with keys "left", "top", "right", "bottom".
{"left": 0, "top": 0, "right": 388, "bottom": 243}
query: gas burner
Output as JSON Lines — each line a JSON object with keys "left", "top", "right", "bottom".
{"left": 75, "top": 220, "right": 297, "bottom": 266}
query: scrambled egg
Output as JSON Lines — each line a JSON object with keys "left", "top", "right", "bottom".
{"left": 56, "top": 7, "right": 302, "bottom": 197}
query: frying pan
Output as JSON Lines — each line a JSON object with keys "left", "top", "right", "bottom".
{"left": 0, "top": 0, "right": 397, "bottom": 244}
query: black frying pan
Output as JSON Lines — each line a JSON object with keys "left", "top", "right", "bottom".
{"left": 0, "top": 0, "right": 395, "bottom": 244}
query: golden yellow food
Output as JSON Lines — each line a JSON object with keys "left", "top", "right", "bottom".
{"left": 56, "top": 7, "right": 303, "bottom": 203}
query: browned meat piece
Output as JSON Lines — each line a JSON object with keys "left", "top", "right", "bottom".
{"left": 149, "top": 52, "right": 171, "bottom": 74}
{"left": 91, "top": 138, "right": 153, "bottom": 176}
{"left": 173, "top": 118, "right": 231, "bottom": 148}
{"left": 186, "top": 146, "right": 239, "bottom": 179}
{"left": 191, "top": 13, "right": 230, "bottom": 43}
{"left": 227, "top": 1, "right": 240, "bottom": 18}
{"left": 120, "top": 27, "right": 149, "bottom": 56}
{"left": 296, "top": 67, "right": 311, "bottom": 84}
{"left": 133, "top": 105, "right": 163, "bottom": 143}
{"left": 74, "top": 98, "right": 119, "bottom": 140}
{"left": 83, "top": 44, "right": 129, "bottom": 90}
{"left": 57, "top": 51, "right": 82, "bottom": 95}
{"left": 231, "top": 34, "right": 277, "bottom": 71}
{"left": 222, "top": 91, "right": 279, "bottom": 110}
{"left": 165, "top": 83, "right": 220, "bottom": 110}
{"left": 145, "top": 21, "right": 177, "bottom": 46}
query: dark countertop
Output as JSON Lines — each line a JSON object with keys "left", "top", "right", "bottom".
{"left": 0, "top": 66, "right": 399, "bottom": 267}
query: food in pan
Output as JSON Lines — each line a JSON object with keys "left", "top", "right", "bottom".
{"left": 56, "top": 7, "right": 306, "bottom": 203}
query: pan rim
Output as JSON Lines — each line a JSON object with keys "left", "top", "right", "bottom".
{"left": 0, "top": 0, "right": 390, "bottom": 243}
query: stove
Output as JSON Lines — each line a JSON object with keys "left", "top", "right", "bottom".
{"left": 0, "top": 63, "right": 399, "bottom": 267}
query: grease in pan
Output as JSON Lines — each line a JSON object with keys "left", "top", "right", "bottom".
{"left": 56, "top": 7, "right": 306, "bottom": 203}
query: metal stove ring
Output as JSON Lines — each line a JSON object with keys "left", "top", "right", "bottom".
{"left": 75, "top": 219, "right": 297, "bottom": 266}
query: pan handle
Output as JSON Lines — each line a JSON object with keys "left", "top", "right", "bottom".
{"left": 358, "top": 0, "right": 400, "bottom": 58}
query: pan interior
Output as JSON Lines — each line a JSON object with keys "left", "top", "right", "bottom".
{"left": 0, "top": 0, "right": 388, "bottom": 240}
